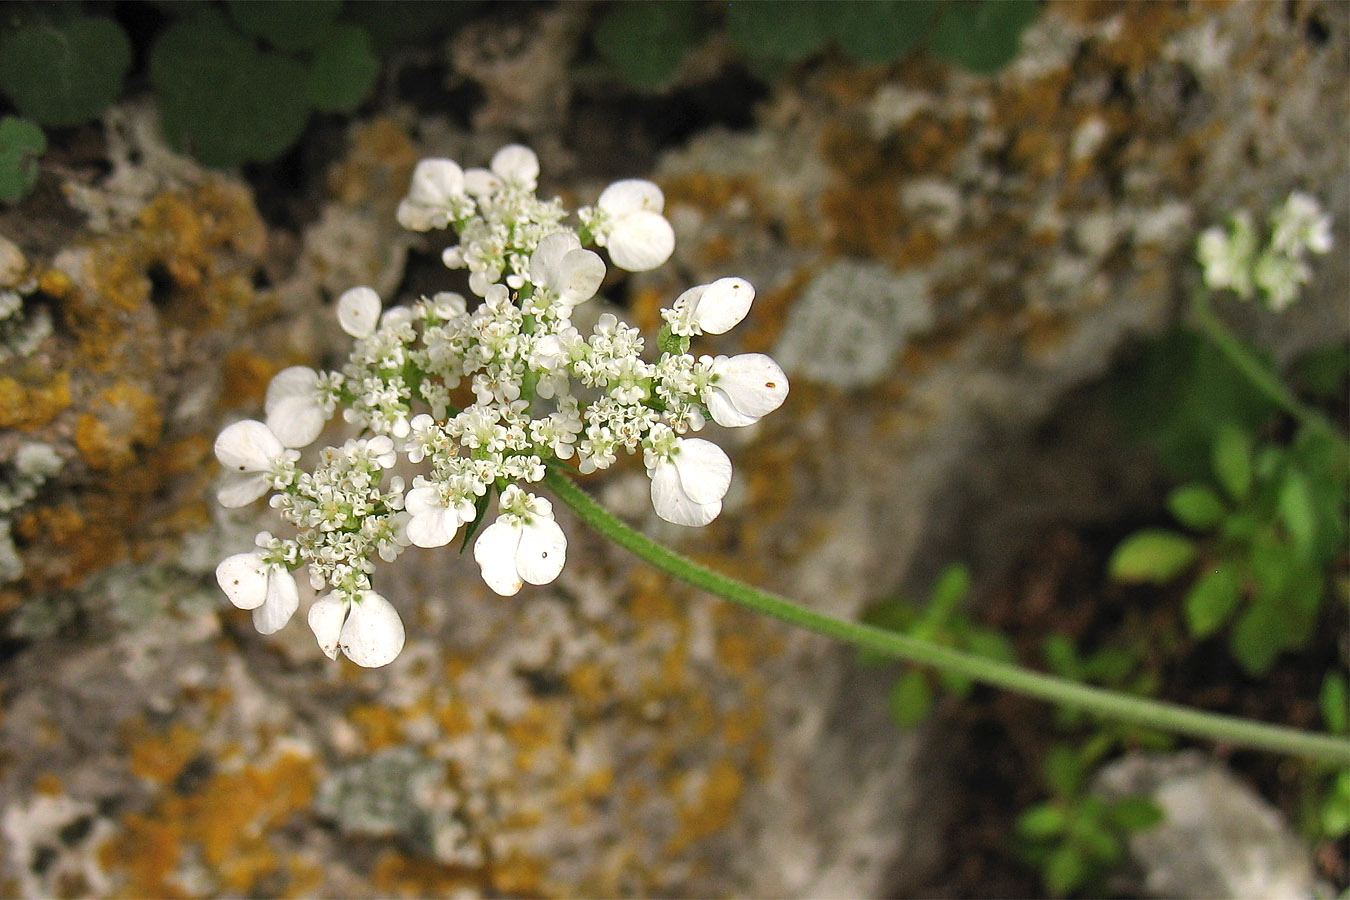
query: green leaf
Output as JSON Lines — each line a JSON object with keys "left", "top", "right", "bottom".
{"left": 931, "top": 563, "right": 972, "bottom": 615}
{"left": 965, "top": 628, "right": 1018, "bottom": 665}
{"left": 1319, "top": 673, "right": 1348, "bottom": 734}
{"left": 1167, "top": 483, "right": 1227, "bottom": 530}
{"left": 1042, "top": 632, "right": 1082, "bottom": 679}
{"left": 1320, "top": 769, "right": 1350, "bottom": 838}
{"left": 0, "top": 115, "right": 46, "bottom": 204}
{"left": 1016, "top": 802, "right": 1066, "bottom": 839}
{"left": 1183, "top": 562, "right": 1243, "bottom": 638}
{"left": 829, "top": 1, "right": 938, "bottom": 63}
{"left": 1108, "top": 529, "right": 1196, "bottom": 584}
{"left": 226, "top": 0, "right": 342, "bottom": 52}
{"left": 928, "top": 0, "right": 1040, "bottom": 74}
{"left": 594, "top": 1, "right": 699, "bottom": 90}
{"left": 1212, "top": 423, "right": 1253, "bottom": 502}
{"left": 307, "top": 23, "right": 378, "bottom": 113}
{"left": 1277, "top": 468, "right": 1317, "bottom": 560}
{"left": 1229, "top": 596, "right": 1284, "bottom": 676}
{"left": 887, "top": 669, "right": 934, "bottom": 727}
{"left": 150, "top": 10, "right": 311, "bottom": 167}
{"left": 725, "top": 1, "right": 831, "bottom": 60}
{"left": 1043, "top": 744, "right": 1084, "bottom": 797}
{"left": 0, "top": 16, "right": 131, "bottom": 127}
{"left": 344, "top": 1, "right": 482, "bottom": 54}
{"left": 1043, "top": 843, "right": 1088, "bottom": 896}
{"left": 1109, "top": 796, "right": 1164, "bottom": 831}
{"left": 1292, "top": 343, "right": 1350, "bottom": 402}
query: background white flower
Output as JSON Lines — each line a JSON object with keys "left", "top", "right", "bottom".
{"left": 216, "top": 550, "right": 300, "bottom": 635}
{"left": 214, "top": 419, "right": 294, "bottom": 507}
{"left": 308, "top": 590, "right": 406, "bottom": 667}
{"left": 704, "top": 353, "right": 790, "bottom": 427}
{"left": 647, "top": 437, "right": 732, "bottom": 527}
{"left": 473, "top": 488, "right": 567, "bottom": 596}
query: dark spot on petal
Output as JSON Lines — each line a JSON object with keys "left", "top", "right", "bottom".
{"left": 765, "top": 381, "right": 776, "bottom": 388}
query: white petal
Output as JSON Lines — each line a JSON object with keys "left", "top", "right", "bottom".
{"left": 599, "top": 179, "right": 665, "bottom": 216}
{"left": 217, "top": 472, "right": 270, "bottom": 508}
{"left": 690, "top": 277, "right": 754, "bottom": 334}
{"left": 707, "top": 353, "right": 789, "bottom": 427}
{"left": 463, "top": 168, "right": 500, "bottom": 197}
{"left": 407, "top": 507, "right": 458, "bottom": 549}
{"left": 491, "top": 145, "right": 539, "bottom": 186}
{"left": 308, "top": 594, "right": 347, "bottom": 660}
{"left": 340, "top": 591, "right": 406, "bottom": 667}
{"left": 473, "top": 519, "right": 524, "bottom": 596}
{"left": 266, "top": 396, "right": 326, "bottom": 449}
{"left": 531, "top": 231, "right": 581, "bottom": 284}
{"left": 607, "top": 210, "right": 675, "bottom": 272}
{"left": 671, "top": 438, "right": 732, "bottom": 505}
{"left": 556, "top": 249, "right": 606, "bottom": 306}
{"left": 216, "top": 552, "right": 269, "bottom": 610}
{"left": 215, "top": 420, "right": 283, "bottom": 472}
{"left": 516, "top": 519, "right": 566, "bottom": 586}
{"left": 650, "top": 460, "right": 720, "bottom": 527}
{"left": 337, "top": 286, "right": 382, "bottom": 338}
{"left": 253, "top": 568, "right": 299, "bottom": 635}
{"left": 407, "top": 158, "right": 464, "bottom": 204}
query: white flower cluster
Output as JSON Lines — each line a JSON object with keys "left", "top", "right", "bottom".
{"left": 214, "top": 145, "right": 788, "bottom": 666}
{"left": 1197, "top": 191, "right": 1333, "bottom": 311}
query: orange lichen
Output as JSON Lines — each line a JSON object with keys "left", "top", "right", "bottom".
{"left": 370, "top": 851, "right": 486, "bottom": 898}
{"left": 128, "top": 722, "right": 200, "bottom": 784}
{"left": 348, "top": 703, "right": 405, "bottom": 751}
{"left": 33, "top": 772, "right": 64, "bottom": 795}
{"left": 668, "top": 759, "right": 746, "bottom": 854}
{"left": 0, "top": 371, "right": 71, "bottom": 430}
{"left": 73, "top": 381, "right": 163, "bottom": 472}
{"left": 326, "top": 117, "right": 420, "bottom": 208}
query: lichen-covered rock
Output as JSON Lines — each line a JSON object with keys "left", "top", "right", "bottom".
{"left": 0, "top": 3, "right": 1344, "bottom": 898}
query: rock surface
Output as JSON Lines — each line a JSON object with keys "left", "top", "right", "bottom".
{"left": 0, "top": 3, "right": 1344, "bottom": 897}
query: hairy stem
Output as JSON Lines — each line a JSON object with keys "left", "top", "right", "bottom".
{"left": 544, "top": 467, "right": 1350, "bottom": 765}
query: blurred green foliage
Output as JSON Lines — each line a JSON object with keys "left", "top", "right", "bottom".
{"left": 596, "top": 0, "right": 1041, "bottom": 89}
{"left": 0, "top": 116, "right": 46, "bottom": 203}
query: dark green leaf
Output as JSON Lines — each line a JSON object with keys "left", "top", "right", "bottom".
{"left": 0, "top": 115, "right": 46, "bottom": 204}
{"left": 0, "top": 16, "right": 131, "bottom": 127}
{"left": 1319, "top": 673, "right": 1348, "bottom": 734}
{"left": 965, "top": 628, "right": 1018, "bottom": 664}
{"left": 1212, "top": 423, "right": 1253, "bottom": 502}
{"left": 307, "top": 23, "right": 378, "bottom": 113}
{"left": 830, "top": 1, "right": 938, "bottom": 63}
{"left": 459, "top": 484, "right": 496, "bottom": 553}
{"left": 1229, "top": 596, "right": 1284, "bottom": 676}
{"left": 1292, "top": 343, "right": 1349, "bottom": 402}
{"left": 226, "top": 0, "right": 342, "bottom": 52}
{"left": 928, "top": 0, "right": 1040, "bottom": 74}
{"left": 1108, "top": 529, "right": 1196, "bottom": 584}
{"left": 1043, "top": 843, "right": 1088, "bottom": 896}
{"left": 725, "top": 1, "right": 831, "bottom": 60}
{"left": 887, "top": 669, "right": 934, "bottom": 727}
{"left": 1168, "top": 483, "right": 1227, "bottom": 530}
{"left": 344, "top": 1, "right": 482, "bottom": 54}
{"left": 1183, "top": 562, "right": 1243, "bottom": 637}
{"left": 594, "top": 1, "right": 699, "bottom": 90}
{"left": 150, "top": 10, "right": 311, "bottom": 166}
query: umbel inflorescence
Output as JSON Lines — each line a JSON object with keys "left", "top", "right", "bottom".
{"left": 214, "top": 145, "right": 789, "bottom": 667}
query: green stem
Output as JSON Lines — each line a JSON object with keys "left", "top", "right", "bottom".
{"left": 1190, "top": 289, "right": 1349, "bottom": 451}
{"left": 543, "top": 467, "right": 1350, "bottom": 766}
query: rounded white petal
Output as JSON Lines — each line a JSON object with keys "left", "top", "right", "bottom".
{"left": 531, "top": 231, "right": 582, "bottom": 281}
{"left": 253, "top": 568, "right": 300, "bottom": 635}
{"left": 339, "top": 591, "right": 406, "bottom": 667}
{"left": 671, "top": 438, "right": 732, "bottom": 505}
{"left": 216, "top": 552, "right": 269, "bottom": 610}
{"left": 491, "top": 145, "right": 539, "bottom": 186}
{"left": 707, "top": 353, "right": 789, "bottom": 427}
{"left": 690, "top": 277, "right": 754, "bottom": 334}
{"left": 607, "top": 210, "right": 675, "bottom": 272}
{"left": 217, "top": 471, "right": 270, "bottom": 508}
{"left": 556, "top": 249, "right": 606, "bottom": 305}
{"left": 407, "top": 504, "right": 458, "bottom": 549}
{"left": 215, "top": 420, "right": 283, "bottom": 472}
{"left": 463, "top": 168, "right": 500, "bottom": 197}
{"left": 266, "top": 397, "right": 326, "bottom": 449}
{"left": 308, "top": 594, "right": 347, "bottom": 660}
{"left": 407, "top": 158, "right": 464, "bottom": 204}
{"left": 474, "top": 519, "right": 525, "bottom": 596}
{"left": 516, "top": 519, "right": 566, "bottom": 586}
{"left": 599, "top": 179, "right": 665, "bottom": 216}
{"left": 650, "top": 460, "right": 721, "bottom": 527}
{"left": 337, "top": 286, "right": 382, "bottom": 338}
